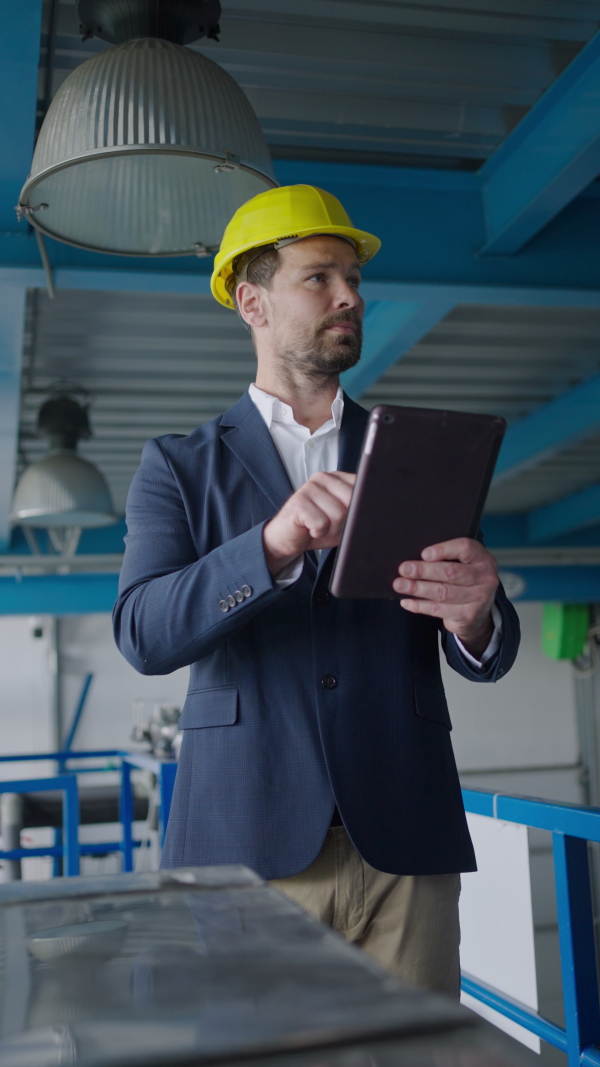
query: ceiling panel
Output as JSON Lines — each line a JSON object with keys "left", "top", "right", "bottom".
{"left": 362, "top": 303, "right": 600, "bottom": 514}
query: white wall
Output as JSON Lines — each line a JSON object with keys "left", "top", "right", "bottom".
{"left": 58, "top": 614, "right": 189, "bottom": 751}
{"left": 445, "top": 601, "right": 579, "bottom": 774}
{"left": 0, "top": 615, "right": 57, "bottom": 779}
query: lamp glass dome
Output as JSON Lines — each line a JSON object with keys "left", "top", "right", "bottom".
{"left": 11, "top": 451, "right": 117, "bottom": 529}
{"left": 19, "top": 37, "right": 276, "bottom": 256}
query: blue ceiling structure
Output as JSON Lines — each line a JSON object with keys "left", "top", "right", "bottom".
{"left": 3, "top": 0, "right": 600, "bottom": 611}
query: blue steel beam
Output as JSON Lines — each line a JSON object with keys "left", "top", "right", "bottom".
{"left": 0, "top": 1, "right": 43, "bottom": 550}
{"left": 341, "top": 298, "right": 454, "bottom": 399}
{"left": 4, "top": 160, "right": 600, "bottom": 290}
{"left": 0, "top": 0, "right": 43, "bottom": 231}
{"left": 0, "top": 286, "right": 28, "bottom": 551}
{"left": 493, "top": 371, "right": 600, "bottom": 484}
{"left": 528, "top": 484, "right": 600, "bottom": 544}
{"left": 480, "top": 30, "right": 600, "bottom": 255}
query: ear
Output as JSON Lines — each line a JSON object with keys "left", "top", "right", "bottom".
{"left": 236, "top": 281, "right": 268, "bottom": 329}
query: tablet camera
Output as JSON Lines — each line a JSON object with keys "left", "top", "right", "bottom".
{"left": 382, "top": 413, "right": 395, "bottom": 424}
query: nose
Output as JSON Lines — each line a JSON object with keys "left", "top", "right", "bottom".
{"left": 333, "top": 279, "right": 362, "bottom": 313}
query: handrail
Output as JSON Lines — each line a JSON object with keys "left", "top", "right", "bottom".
{"left": 462, "top": 788, "right": 600, "bottom": 1067}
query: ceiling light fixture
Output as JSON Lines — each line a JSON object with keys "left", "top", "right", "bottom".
{"left": 17, "top": 0, "right": 276, "bottom": 257}
{"left": 11, "top": 393, "right": 117, "bottom": 555}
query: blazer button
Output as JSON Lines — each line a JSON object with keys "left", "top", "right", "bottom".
{"left": 227, "top": 594, "right": 236, "bottom": 608}
{"left": 315, "top": 591, "right": 330, "bottom": 605}
{"left": 234, "top": 590, "right": 244, "bottom": 603}
{"left": 322, "top": 674, "right": 337, "bottom": 689}
{"left": 241, "top": 584, "right": 252, "bottom": 598}
{"left": 219, "top": 600, "right": 229, "bottom": 613}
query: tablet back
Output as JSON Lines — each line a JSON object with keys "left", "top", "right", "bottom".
{"left": 329, "top": 404, "right": 506, "bottom": 599}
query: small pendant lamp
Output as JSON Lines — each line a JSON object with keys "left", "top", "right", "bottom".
{"left": 17, "top": 0, "right": 276, "bottom": 257}
{"left": 11, "top": 394, "right": 116, "bottom": 546}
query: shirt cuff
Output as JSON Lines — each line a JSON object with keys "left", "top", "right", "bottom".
{"left": 275, "top": 555, "right": 304, "bottom": 588}
{"left": 453, "top": 603, "right": 503, "bottom": 670}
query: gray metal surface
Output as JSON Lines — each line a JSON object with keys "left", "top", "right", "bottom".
{"left": 0, "top": 865, "right": 482, "bottom": 1067}
{"left": 40, "top": 1, "right": 600, "bottom": 168}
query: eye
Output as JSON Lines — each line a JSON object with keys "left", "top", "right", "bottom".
{"left": 348, "top": 276, "right": 360, "bottom": 288}
{"left": 309, "top": 273, "right": 325, "bottom": 282}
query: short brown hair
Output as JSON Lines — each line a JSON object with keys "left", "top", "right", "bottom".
{"left": 225, "top": 246, "right": 280, "bottom": 306}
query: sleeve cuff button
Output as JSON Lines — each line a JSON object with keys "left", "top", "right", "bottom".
{"left": 219, "top": 599, "right": 229, "bottom": 613}
{"left": 234, "top": 590, "right": 244, "bottom": 603}
{"left": 241, "top": 584, "right": 252, "bottom": 598}
{"left": 227, "top": 594, "right": 236, "bottom": 608}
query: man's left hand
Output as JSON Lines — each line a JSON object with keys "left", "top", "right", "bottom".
{"left": 392, "top": 537, "right": 499, "bottom": 660}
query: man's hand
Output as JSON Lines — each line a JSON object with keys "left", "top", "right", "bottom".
{"left": 263, "top": 471, "right": 356, "bottom": 577}
{"left": 392, "top": 537, "right": 499, "bottom": 660}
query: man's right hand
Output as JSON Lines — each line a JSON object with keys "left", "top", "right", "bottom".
{"left": 263, "top": 471, "right": 356, "bottom": 577}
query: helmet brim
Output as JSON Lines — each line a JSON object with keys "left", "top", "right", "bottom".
{"left": 211, "top": 224, "right": 381, "bottom": 309}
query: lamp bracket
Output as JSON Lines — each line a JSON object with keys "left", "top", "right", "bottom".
{"left": 214, "top": 151, "right": 241, "bottom": 174}
{"left": 77, "top": 0, "right": 221, "bottom": 46}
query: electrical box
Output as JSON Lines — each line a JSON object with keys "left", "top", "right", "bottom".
{"left": 542, "top": 603, "right": 589, "bottom": 660}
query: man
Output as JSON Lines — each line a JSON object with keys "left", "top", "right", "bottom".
{"left": 114, "top": 184, "right": 520, "bottom": 997}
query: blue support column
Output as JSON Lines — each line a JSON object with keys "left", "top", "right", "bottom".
{"left": 552, "top": 833, "right": 600, "bottom": 1067}
{"left": 158, "top": 762, "right": 177, "bottom": 847}
{"left": 341, "top": 298, "right": 454, "bottom": 399}
{"left": 480, "top": 30, "right": 600, "bottom": 254}
{"left": 62, "top": 776, "right": 80, "bottom": 877}
{"left": 120, "top": 759, "right": 134, "bottom": 873}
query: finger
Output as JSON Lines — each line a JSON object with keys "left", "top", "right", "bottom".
{"left": 291, "top": 498, "right": 334, "bottom": 540}
{"left": 393, "top": 578, "right": 483, "bottom": 604}
{"left": 399, "top": 598, "right": 475, "bottom": 620}
{"left": 300, "top": 483, "right": 348, "bottom": 528}
{"left": 398, "top": 560, "right": 479, "bottom": 585}
{"left": 421, "top": 537, "right": 485, "bottom": 565}
{"left": 308, "top": 470, "right": 355, "bottom": 506}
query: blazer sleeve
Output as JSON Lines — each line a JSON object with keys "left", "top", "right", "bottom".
{"left": 113, "top": 438, "right": 284, "bottom": 675}
{"left": 441, "top": 577, "right": 521, "bottom": 683}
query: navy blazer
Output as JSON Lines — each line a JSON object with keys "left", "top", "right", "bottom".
{"left": 114, "top": 391, "right": 520, "bottom": 879}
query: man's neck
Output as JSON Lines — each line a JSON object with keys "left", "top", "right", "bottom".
{"left": 254, "top": 369, "right": 340, "bottom": 434}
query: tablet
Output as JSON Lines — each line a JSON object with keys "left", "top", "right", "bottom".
{"left": 329, "top": 404, "right": 506, "bottom": 599}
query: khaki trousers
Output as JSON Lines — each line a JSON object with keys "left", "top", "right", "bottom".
{"left": 271, "top": 826, "right": 461, "bottom": 999}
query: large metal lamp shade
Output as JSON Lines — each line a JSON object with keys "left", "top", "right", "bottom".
{"left": 18, "top": 35, "right": 276, "bottom": 256}
{"left": 11, "top": 395, "right": 117, "bottom": 532}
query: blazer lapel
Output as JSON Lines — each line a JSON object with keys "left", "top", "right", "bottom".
{"left": 221, "top": 393, "right": 294, "bottom": 514}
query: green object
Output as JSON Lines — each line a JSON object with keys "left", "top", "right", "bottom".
{"left": 542, "top": 603, "right": 590, "bottom": 660}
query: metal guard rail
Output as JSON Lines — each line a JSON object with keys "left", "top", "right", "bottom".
{"left": 461, "top": 788, "right": 600, "bottom": 1067}
{"left": 0, "top": 754, "right": 599, "bottom": 1066}
{"left": 0, "top": 750, "right": 176, "bottom": 876}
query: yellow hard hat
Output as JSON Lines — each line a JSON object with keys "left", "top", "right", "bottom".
{"left": 210, "top": 184, "right": 381, "bottom": 309}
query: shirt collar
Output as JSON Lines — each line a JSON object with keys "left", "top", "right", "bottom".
{"left": 249, "top": 383, "right": 344, "bottom": 432}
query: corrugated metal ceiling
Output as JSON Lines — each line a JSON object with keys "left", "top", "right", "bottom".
{"left": 19, "top": 293, "right": 600, "bottom": 518}
{"left": 363, "top": 303, "right": 600, "bottom": 513}
{"left": 40, "top": 0, "right": 600, "bottom": 168}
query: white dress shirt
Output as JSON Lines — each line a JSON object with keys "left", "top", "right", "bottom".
{"left": 249, "top": 382, "right": 502, "bottom": 669}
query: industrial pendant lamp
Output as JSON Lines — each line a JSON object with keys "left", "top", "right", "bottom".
{"left": 11, "top": 394, "right": 116, "bottom": 553}
{"left": 17, "top": 0, "right": 276, "bottom": 257}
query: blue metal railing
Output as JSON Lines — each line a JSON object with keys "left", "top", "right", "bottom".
{"left": 1, "top": 754, "right": 599, "bottom": 1066}
{"left": 461, "top": 788, "right": 600, "bottom": 1067}
{"left": 0, "top": 749, "right": 176, "bottom": 876}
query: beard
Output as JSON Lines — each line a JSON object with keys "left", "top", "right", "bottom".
{"left": 279, "top": 309, "right": 363, "bottom": 380}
